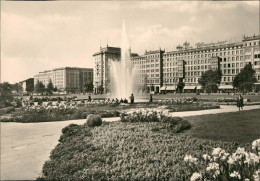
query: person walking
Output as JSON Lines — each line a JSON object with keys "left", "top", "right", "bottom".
{"left": 237, "top": 94, "right": 244, "bottom": 111}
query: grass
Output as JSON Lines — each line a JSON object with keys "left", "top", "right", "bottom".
{"left": 183, "top": 109, "right": 260, "bottom": 143}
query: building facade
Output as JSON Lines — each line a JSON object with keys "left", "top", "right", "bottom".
{"left": 93, "top": 34, "right": 260, "bottom": 94}
{"left": 34, "top": 67, "right": 93, "bottom": 92}
{"left": 19, "top": 78, "right": 34, "bottom": 94}
{"left": 93, "top": 46, "right": 121, "bottom": 94}
{"left": 131, "top": 49, "right": 165, "bottom": 93}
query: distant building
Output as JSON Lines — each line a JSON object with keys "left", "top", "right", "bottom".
{"left": 93, "top": 46, "right": 121, "bottom": 94}
{"left": 131, "top": 34, "right": 260, "bottom": 93}
{"left": 34, "top": 67, "right": 93, "bottom": 92}
{"left": 131, "top": 49, "right": 165, "bottom": 93}
{"left": 94, "top": 34, "right": 260, "bottom": 94}
{"left": 19, "top": 78, "right": 34, "bottom": 93}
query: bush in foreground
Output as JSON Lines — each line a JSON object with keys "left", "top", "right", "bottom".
{"left": 86, "top": 114, "right": 102, "bottom": 127}
{"left": 38, "top": 122, "right": 252, "bottom": 181}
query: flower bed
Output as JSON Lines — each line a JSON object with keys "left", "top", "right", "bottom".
{"left": 120, "top": 109, "right": 191, "bottom": 133}
{"left": 185, "top": 139, "right": 260, "bottom": 180}
{"left": 38, "top": 122, "right": 256, "bottom": 181}
{"left": 0, "top": 103, "right": 120, "bottom": 123}
{"left": 158, "top": 97, "right": 198, "bottom": 105}
{"left": 166, "top": 103, "right": 220, "bottom": 112}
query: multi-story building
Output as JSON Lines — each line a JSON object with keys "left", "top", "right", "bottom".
{"left": 34, "top": 67, "right": 93, "bottom": 92}
{"left": 93, "top": 34, "right": 260, "bottom": 94}
{"left": 19, "top": 78, "right": 34, "bottom": 94}
{"left": 132, "top": 49, "right": 165, "bottom": 93}
{"left": 93, "top": 46, "right": 121, "bottom": 94}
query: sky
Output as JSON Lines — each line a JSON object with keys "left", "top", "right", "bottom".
{"left": 1, "top": 1, "right": 259, "bottom": 83}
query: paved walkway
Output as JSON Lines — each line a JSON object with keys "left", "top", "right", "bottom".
{"left": 1, "top": 105, "right": 259, "bottom": 180}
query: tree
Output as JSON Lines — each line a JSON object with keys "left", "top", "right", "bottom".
{"left": 35, "top": 80, "right": 45, "bottom": 95}
{"left": 13, "top": 83, "right": 23, "bottom": 95}
{"left": 233, "top": 64, "right": 256, "bottom": 93}
{"left": 46, "top": 79, "right": 54, "bottom": 95}
{"left": 84, "top": 83, "right": 94, "bottom": 93}
{"left": 177, "top": 81, "right": 185, "bottom": 94}
{"left": 0, "top": 82, "right": 14, "bottom": 107}
{"left": 198, "top": 69, "right": 222, "bottom": 93}
{"left": 53, "top": 86, "right": 58, "bottom": 92}
{"left": 26, "top": 79, "right": 34, "bottom": 94}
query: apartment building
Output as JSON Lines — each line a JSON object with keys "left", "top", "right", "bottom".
{"left": 34, "top": 67, "right": 93, "bottom": 92}
{"left": 93, "top": 46, "right": 121, "bottom": 93}
{"left": 93, "top": 34, "right": 260, "bottom": 94}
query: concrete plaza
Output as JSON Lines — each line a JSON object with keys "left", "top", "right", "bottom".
{"left": 1, "top": 105, "right": 259, "bottom": 180}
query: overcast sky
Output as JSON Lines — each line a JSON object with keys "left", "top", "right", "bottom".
{"left": 1, "top": 1, "right": 259, "bottom": 83}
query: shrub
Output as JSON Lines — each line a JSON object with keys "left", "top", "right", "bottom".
{"left": 0, "top": 117, "right": 13, "bottom": 122}
{"left": 0, "top": 106, "right": 15, "bottom": 115}
{"left": 86, "top": 114, "right": 102, "bottom": 127}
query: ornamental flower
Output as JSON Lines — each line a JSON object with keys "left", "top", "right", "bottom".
{"left": 252, "top": 139, "right": 260, "bottom": 150}
{"left": 253, "top": 169, "right": 260, "bottom": 181}
{"left": 202, "top": 154, "right": 211, "bottom": 161}
{"left": 206, "top": 162, "right": 219, "bottom": 171}
{"left": 244, "top": 152, "right": 259, "bottom": 165}
{"left": 212, "top": 147, "right": 223, "bottom": 156}
{"left": 227, "top": 156, "right": 235, "bottom": 165}
{"left": 230, "top": 171, "right": 241, "bottom": 179}
{"left": 190, "top": 172, "right": 202, "bottom": 181}
{"left": 184, "top": 155, "right": 198, "bottom": 164}
{"left": 220, "top": 152, "right": 230, "bottom": 161}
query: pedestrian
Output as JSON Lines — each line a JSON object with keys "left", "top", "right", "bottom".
{"left": 130, "top": 93, "right": 134, "bottom": 104}
{"left": 149, "top": 94, "right": 153, "bottom": 103}
{"left": 88, "top": 94, "right": 92, "bottom": 102}
{"left": 237, "top": 94, "right": 244, "bottom": 111}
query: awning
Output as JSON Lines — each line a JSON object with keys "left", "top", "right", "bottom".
{"left": 166, "top": 86, "right": 176, "bottom": 90}
{"left": 196, "top": 85, "right": 202, "bottom": 90}
{"left": 184, "top": 85, "right": 196, "bottom": 90}
{"left": 219, "top": 85, "right": 233, "bottom": 89}
{"left": 160, "top": 86, "right": 176, "bottom": 90}
{"left": 160, "top": 86, "right": 166, "bottom": 90}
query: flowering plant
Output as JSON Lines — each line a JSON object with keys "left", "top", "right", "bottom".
{"left": 158, "top": 97, "right": 197, "bottom": 105}
{"left": 184, "top": 139, "right": 260, "bottom": 181}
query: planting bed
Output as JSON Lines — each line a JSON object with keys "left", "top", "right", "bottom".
{"left": 38, "top": 121, "right": 256, "bottom": 181}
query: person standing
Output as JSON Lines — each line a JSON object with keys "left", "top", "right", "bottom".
{"left": 237, "top": 94, "right": 244, "bottom": 111}
{"left": 149, "top": 94, "right": 153, "bottom": 103}
{"left": 130, "top": 93, "right": 134, "bottom": 104}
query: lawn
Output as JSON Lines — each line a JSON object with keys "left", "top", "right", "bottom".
{"left": 183, "top": 109, "right": 260, "bottom": 143}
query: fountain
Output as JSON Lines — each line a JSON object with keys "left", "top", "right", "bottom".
{"left": 110, "top": 21, "right": 137, "bottom": 99}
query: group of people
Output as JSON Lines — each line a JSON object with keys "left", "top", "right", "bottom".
{"left": 89, "top": 93, "right": 244, "bottom": 111}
